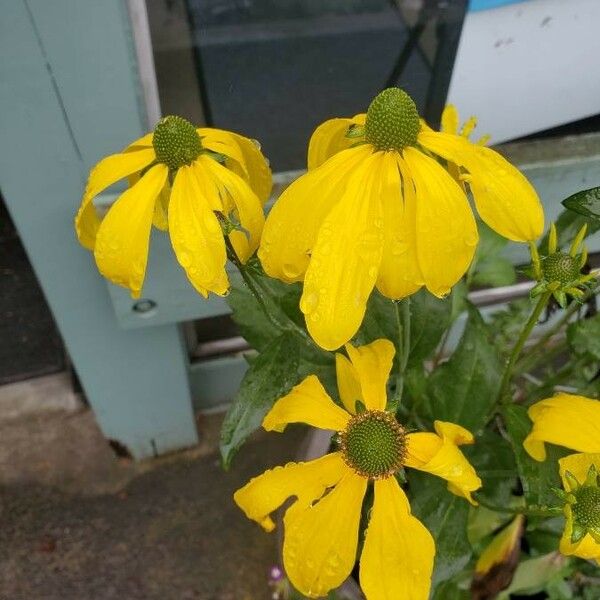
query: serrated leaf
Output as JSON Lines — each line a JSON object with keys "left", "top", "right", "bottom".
{"left": 562, "top": 186, "right": 600, "bottom": 222}
{"left": 567, "top": 313, "right": 600, "bottom": 359}
{"left": 220, "top": 335, "right": 301, "bottom": 468}
{"left": 502, "top": 404, "right": 566, "bottom": 506}
{"left": 410, "top": 472, "right": 472, "bottom": 586}
{"left": 424, "top": 304, "right": 502, "bottom": 432}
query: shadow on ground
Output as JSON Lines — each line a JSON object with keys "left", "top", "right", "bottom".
{"left": 0, "top": 407, "right": 302, "bottom": 600}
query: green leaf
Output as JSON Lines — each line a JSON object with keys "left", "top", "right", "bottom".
{"left": 471, "top": 256, "right": 516, "bottom": 287}
{"left": 541, "top": 203, "right": 600, "bottom": 251}
{"left": 410, "top": 472, "right": 472, "bottom": 586}
{"left": 502, "top": 404, "right": 566, "bottom": 506}
{"left": 562, "top": 186, "right": 600, "bottom": 222}
{"left": 220, "top": 335, "right": 301, "bottom": 468}
{"left": 424, "top": 304, "right": 502, "bottom": 432}
{"left": 567, "top": 312, "right": 600, "bottom": 359}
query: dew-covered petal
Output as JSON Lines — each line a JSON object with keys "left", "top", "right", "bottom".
{"left": 402, "top": 146, "right": 478, "bottom": 298}
{"left": 524, "top": 394, "right": 600, "bottom": 461}
{"left": 234, "top": 452, "right": 347, "bottom": 533}
{"left": 94, "top": 164, "right": 168, "bottom": 298}
{"left": 262, "top": 375, "right": 350, "bottom": 433}
{"left": 76, "top": 148, "right": 155, "bottom": 249}
{"left": 376, "top": 153, "right": 424, "bottom": 299}
{"left": 300, "top": 152, "right": 385, "bottom": 350}
{"left": 419, "top": 130, "right": 544, "bottom": 242}
{"left": 283, "top": 469, "right": 367, "bottom": 598}
{"left": 405, "top": 420, "right": 481, "bottom": 504}
{"left": 308, "top": 114, "right": 366, "bottom": 170}
{"left": 168, "top": 165, "right": 229, "bottom": 298}
{"left": 344, "top": 339, "right": 395, "bottom": 411}
{"left": 360, "top": 477, "right": 435, "bottom": 600}
{"left": 259, "top": 145, "right": 372, "bottom": 283}
{"left": 335, "top": 353, "right": 362, "bottom": 414}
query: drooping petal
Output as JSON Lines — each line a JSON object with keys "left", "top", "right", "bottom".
{"left": 376, "top": 153, "right": 424, "bottom": 299}
{"left": 262, "top": 375, "right": 350, "bottom": 433}
{"left": 75, "top": 148, "right": 155, "bottom": 249}
{"left": 360, "top": 477, "right": 435, "bottom": 600}
{"left": 441, "top": 105, "right": 459, "bottom": 135}
{"left": 199, "top": 154, "right": 265, "bottom": 262}
{"left": 405, "top": 420, "right": 481, "bottom": 504}
{"left": 168, "top": 165, "right": 229, "bottom": 297}
{"left": 259, "top": 145, "right": 372, "bottom": 283}
{"left": 308, "top": 114, "right": 366, "bottom": 170}
{"left": 523, "top": 394, "right": 600, "bottom": 461}
{"left": 283, "top": 469, "right": 367, "bottom": 598}
{"left": 152, "top": 180, "right": 171, "bottom": 231}
{"left": 344, "top": 339, "right": 395, "bottom": 411}
{"left": 419, "top": 130, "right": 544, "bottom": 242}
{"left": 300, "top": 152, "right": 385, "bottom": 350}
{"left": 402, "top": 147, "right": 478, "bottom": 298}
{"left": 335, "top": 353, "right": 362, "bottom": 414}
{"left": 199, "top": 128, "right": 272, "bottom": 203}
{"left": 124, "top": 132, "right": 154, "bottom": 151}
{"left": 234, "top": 452, "right": 347, "bottom": 532}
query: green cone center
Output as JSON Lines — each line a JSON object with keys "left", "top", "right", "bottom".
{"left": 153, "top": 115, "right": 202, "bottom": 170}
{"left": 573, "top": 486, "right": 600, "bottom": 529}
{"left": 340, "top": 410, "right": 406, "bottom": 479}
{"left": 364, "top": 88, "right": 420, "bottom": 151}
{"left": 543, "top": 252, "right": 580, "bottom": 285}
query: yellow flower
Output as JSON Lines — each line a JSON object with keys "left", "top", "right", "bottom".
{"left": 258, "top": 88, "right": 544, "bottom": 350}
{"left": 524, "top": 393, "right": 600, "bottom": 562}
{"left": 234, "top": 339, "right": 481, "bottom": 599}
{"left": 75, "top": 116, "right": 271, "bottom": 298}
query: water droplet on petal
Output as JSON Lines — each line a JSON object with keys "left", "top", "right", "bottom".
{"left": 300, "top": 291, "right": 319, "bottom": 314}
{"left": 179, "top": 251, "right": 192, "bottom": 267}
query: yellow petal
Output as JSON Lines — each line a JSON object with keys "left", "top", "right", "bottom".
{"left": 259, "top": 145, "right": 372, "bottom": 283}
{"left": 234, "top": 452, "right": 347, "bottom": 533}
{"left": 307, "top": 114, "right": 366, "bottom": 170}
{"left": 124, "top": 132, "right": 154, "bottom": 151}
{"left": 335, "top": 353, "right": 362, "bottom": 414}
{"left": 376, "top": 153, "right": 424, "bottom": 299}
{"left": 344, "top": 339, "right": 395, "bottom": 411}
{"left": 460, "top": 116, "right": 478, "bottom": 140}
{"left": 523, "top": 394, "right": 600, "bottom": 461}
{"left": 199, "top": 127, "right": 273, "bottom": 203}
{"left": 559, "top": 452, "right": 600, "bottom": 489}
{"left": 94, "top": 164, "right": 168, "bottom": 297}
{"left": 441, "top": 105, "right": 459, "bottom": 135}
{"left": 475, "top": 515, "right": 524, "bottom": 575}
{"left": 75, "top": 148, "right": 155, "bottom": 250}
{"left": 405, "top": 420, "right": 481, "bottom": 504}
{"left": 559, "top": 503, "right": 600, "bottom": 560}
{"left": 191, "top": 160, "right": 224, "bottom": 212}
{"left": 168, "top": 165, "right": 229, "bottom": 297}
{"left": 402, "top": 147, "right": 478, "bottom": 298}
{"left": 360, "top": 477, "right": 435, "bottom": 600}
{"left": 419, "top": 130, "right": 544, "bottom": 242}
{"left": 300, "top": 152, "right": 385, "bottom": 350}
{"left": 283, "top": 469, "right": 367, "bottom": 598}
{"left": 152, "top": 180, "right": 171, "bottom": 231}
{"left": 262, "top": 375, "right": 350, "bottom": 433}
{"left": 199, "top": 154, "right": 265, "bottom": 262}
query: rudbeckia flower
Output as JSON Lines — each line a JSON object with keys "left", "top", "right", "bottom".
{"left": 524, "top": 393, "right": 600, "bottom": 562}
{"left": 75, "top": 115, "right": 271, "bottom": 298}
{"left": 234, "top": 339, "right": 481, "bottom": 599}
{"left": 258, "top": 88, "right": 544, "bottom": 350}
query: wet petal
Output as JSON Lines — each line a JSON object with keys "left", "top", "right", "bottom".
{"left": 419, "top": 130, "right": 544, "bottom": 242}
{"left": 344, "top": 339, "right": 395, "bottom": 411}
{"left": 402, "top": 147, "right": 478, "bottom": 298}
{"left": 300, "top": 152, "right": 385, "bottom": 350}
{"left": 308, "top": 114, "right": 366, "bottom": 170}
{"left": 234, "top": 452, "right": 347, "bottom": 532}
{"left": 259, "top": 145, "right": 372, "bottom": 283}
{"left": 335, "top": 353, "right": 362, "bottom": 414}
{"left": 284, "top": 469, "right": 367, "bottom": 598}
{"left": 152, "top": 180, "right": 171, "bottom": 231}
{"left": 360, "top": 477, "right": 435, "bottom": 600}
{"left": 94, "top": 164, "right": 168, "bottom": 297}
{"left": 262, "top": 375, "right": 350, "bottom": 433}
{"left": 559, "top": 452, "right": 600, "bottom": 489}
{"left": 376, "top": 153, "right": 424, "bottom": 299}
{"left": 405, "top": 420, "right": 481, "bottom": 504}
{"left": 76, "top": 148, "right": 155, "bottom": 249}
{"left": 524, "top": 394, "right": 600, "bottom": 461}
{"left": 168, "top": 165, "right": 229, "bottom": 298}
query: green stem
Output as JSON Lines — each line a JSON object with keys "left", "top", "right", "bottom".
{"left": 474, "top": 495, "right": 562, "bottom": 518}
{"left": 497, "top": 292, "right": 551, "bottom": 405}
{"left": 392, "top": 298, "right": 411, "bottom": 405}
